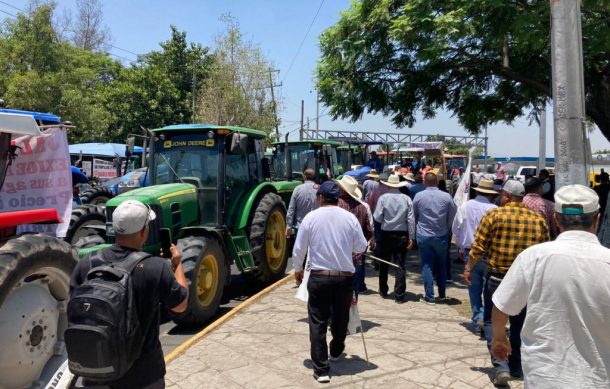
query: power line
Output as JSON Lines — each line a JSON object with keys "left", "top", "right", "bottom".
{"left": 281, "top": 0, "right": 325, "bottom": 83}
{"left": 0, "top": 1, "right": 139, "bottom": 61}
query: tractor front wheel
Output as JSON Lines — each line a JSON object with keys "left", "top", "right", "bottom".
{"left": 172, "top": 237, "right": 226, "bottom": 326}
{"left": 0, "top": 234, "right": 77, "bottom": 389}
{"left": 247, "top": 192, "right": 289, "bottom": 285}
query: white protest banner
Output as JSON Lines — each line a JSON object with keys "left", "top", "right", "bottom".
{"left": 81, "top": 160, "right": 92, "bottom": 177}
{"left": 93, "top": 158, "right": 117, "bottom": 179}
{"left": 453, "top": 147, "right": 476, "bottom": 208}
{"left": 1, "top": 127, "right": 72, "bottom": 237}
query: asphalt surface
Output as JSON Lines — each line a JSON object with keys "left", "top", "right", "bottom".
{"left": 159, "top": 264, "right": 265, "bottom": 356}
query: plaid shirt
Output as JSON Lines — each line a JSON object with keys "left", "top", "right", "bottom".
{"left": 339, "top": 193, "right": 373, "bottom": 266}
{"left": 523, "top": 193, "right": 559, "bottom": 239}
{"left": 469, "top": 202, "right": 549, "bottom": 274}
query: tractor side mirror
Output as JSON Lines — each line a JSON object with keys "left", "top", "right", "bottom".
{"left": 230, "top": 133, "right": 249, "bottom": 155}
{"left": 261, "top": 157, "right": 271, "bottom": 179}
{"left": 126, "top": 136, "right": 136, "bottom": 155}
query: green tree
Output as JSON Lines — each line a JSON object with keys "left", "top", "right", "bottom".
{"left": 0, "top": 3, "right": 118, "bottom": 142}
{"left": 316, "top": 0, "right": 610, "bottom": 140}
{"left": 103, "top": 26, "right": 212, "bottom": 141}
{"left": 197, "top": 16, "right": 279, "bottom": 136}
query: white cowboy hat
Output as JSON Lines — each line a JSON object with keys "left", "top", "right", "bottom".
{"left": 403, "top": 172, "right": 415, "bottom": 182}
{"left": 380, "top": 174, "right": 407, "bottom": 188}
{"left": 335, "top": 175, "right": 363, "bottom": 200}
{"left": 473, "top": 178, "right": 499, "bottom": 195}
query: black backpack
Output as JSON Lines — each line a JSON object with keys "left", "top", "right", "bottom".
{"left": 65, "top": 250, "right": 151, "bottom": 381}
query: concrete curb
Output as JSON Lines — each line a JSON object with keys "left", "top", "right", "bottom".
{"left": 164, "top": 272, "right": 295, "bottom": 363}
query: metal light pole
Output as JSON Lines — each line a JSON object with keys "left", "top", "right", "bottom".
{"left": 550, "top": 0, "right": 588, "bottom": 189}
{"left": 538, "top": 108, "right": 546, "bottom": 172}
{"left": 483, "top": 127, "right": 488, "bottom": 172}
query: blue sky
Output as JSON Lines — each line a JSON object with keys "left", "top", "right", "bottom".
{"left": 5, "top": 0, "right": 610, "bottom": 156}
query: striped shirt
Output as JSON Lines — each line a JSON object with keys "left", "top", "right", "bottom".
{"left": 469, "top": 202, "right": 549, "bottom": 274}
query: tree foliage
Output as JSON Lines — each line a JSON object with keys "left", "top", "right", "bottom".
{"left": 103, "top": 26, "right": 212, "bottom": 141}
{"left": 197, "top": 16, "right": 279, "bottom": 136}
{"left": 316, "top": 0, "right": 610, "bottom": 141}
{"left": 0, "top": 2, "right": 117, "bottom": 142}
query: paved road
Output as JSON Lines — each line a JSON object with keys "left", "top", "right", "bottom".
{"left": 160, "top": 265, "right": 262, "bottom": 356}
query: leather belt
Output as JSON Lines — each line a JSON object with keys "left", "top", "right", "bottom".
{"left": 310, "top": 270, "right": 353, "bottom": 277}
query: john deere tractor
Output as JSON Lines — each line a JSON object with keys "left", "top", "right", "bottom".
{"left": 81, "top": 124, "right": 298, "bottom": 325}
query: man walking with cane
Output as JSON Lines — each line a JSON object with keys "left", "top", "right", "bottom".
{"left": 293, "top": 181, "right": 368, "bottom": 383}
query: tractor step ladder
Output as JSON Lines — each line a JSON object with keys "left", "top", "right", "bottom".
{"left": 230, "top": 233, "right": 257, "bottom": 272}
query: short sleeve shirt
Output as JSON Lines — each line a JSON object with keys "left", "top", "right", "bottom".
{"left": 493, "top": 231, "right": 610, "bottom": 388}
{"left": 70, "top": 245, "right": 187, "bottom": 388}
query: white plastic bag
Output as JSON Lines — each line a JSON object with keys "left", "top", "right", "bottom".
{"left": 347, "top": 299, "right": 362, "bottom": 335}
{"left": 295, "top": 258, "right": 311, "bottom": 303}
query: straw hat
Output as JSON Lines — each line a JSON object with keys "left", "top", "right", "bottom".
{"left": 335, "top": 175, "right": 363, "bottom": 200}
{"left": 473, "top": 178, "right": 498, "bottom": 195}
{"left": 380, "top": 174, "right": 407, "bottom": 188}
{"left": 366, "top": 169, "right": 379, "bottom": 178}
{"left": 403, "top": 172, "right": 415, "bottom": 183}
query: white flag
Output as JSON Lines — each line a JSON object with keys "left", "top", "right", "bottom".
{"left": 453, "top": 147, "right": 476, "bottom": 208}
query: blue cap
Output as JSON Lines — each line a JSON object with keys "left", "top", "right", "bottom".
{"left": 316, "top": 181, "right": 340, "bottom": 200}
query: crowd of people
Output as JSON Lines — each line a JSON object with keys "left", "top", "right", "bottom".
{"left": 288, "top": 152, "right": 610, "bottom": 387}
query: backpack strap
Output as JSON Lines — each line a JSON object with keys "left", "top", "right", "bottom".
{"left": 112, "top": 251, "right": 153, "bottom": 274}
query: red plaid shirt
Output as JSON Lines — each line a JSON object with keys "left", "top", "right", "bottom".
{"left": 523, "top": 193, "right": 558, "bottom": 239}
{"left": 339, "top": 193, "right": 373, "bottom": 266}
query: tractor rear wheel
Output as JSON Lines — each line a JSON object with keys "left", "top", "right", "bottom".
{"left": 0, "top": 234, "right": 77, "bottom": 389}
{"left": 172, "top": 236, "right": 226, "bottom": 326}
{"left": 247, "top": 192, "right": 289, "bottom": 285}
{"left": 80, "top": 187, "right": 114, "bottom": 205}
{"left": 64, "top": 204, "right": 106, "bottom": 246}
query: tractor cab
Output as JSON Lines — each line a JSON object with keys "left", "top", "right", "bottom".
{"left": 149, "top": 125, "right": 271, "bottom": 228}
{"left": 271, "top": 140, "right": 342, "bottom": 183}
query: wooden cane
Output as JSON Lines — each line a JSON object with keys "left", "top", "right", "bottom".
{"left": 364, "top": 253, "right": 401, "bottom": 268}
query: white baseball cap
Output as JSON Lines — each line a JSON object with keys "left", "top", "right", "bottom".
{"left": 554, "top": 184, "right": 599, "bottom": 215}
{"left": 502, "top": 180, "right": 525, "bottom": 197}
{"left": 112, "top": 200, "right": 156, "bottom": 235}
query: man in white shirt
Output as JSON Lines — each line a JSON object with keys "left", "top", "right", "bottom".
{"left": 492, "top": 184, "right": 610, "bottom": 388}
{"left": 452, "top": 178, "right": 497, "bottom": 333}
{"left": 293, "top": 181, "right": 368, "bottom": 384}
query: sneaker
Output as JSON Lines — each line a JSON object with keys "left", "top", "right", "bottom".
{"left": 419, "top": 297, "right": 435, "bottom": 305}
{"left": 394, "top": 297, "right": 405, "bottom": 304}
{"left": 329, "top": 352, "right": 344, "bottom": 362}
{"left": 436, "top": 296, "right": 449, "bottom": 303}
{"left": 314, "top": 373, "right": 330, "bottom": 383}
{"left": 510, "top": 369, "right": 523, "bottom": 379}
{"left": 494, "top": 370, "right": 511, "bottom": 386}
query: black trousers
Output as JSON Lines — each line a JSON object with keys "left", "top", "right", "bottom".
{"left": 379, "top": 230, "right": 409, "bottom": 299}
{"left": 307, "top": 274, "right": 353, "bottom": 376}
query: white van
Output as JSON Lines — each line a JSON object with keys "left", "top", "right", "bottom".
{"left": 514, "top": 166, "right": 554, "bottom": 182}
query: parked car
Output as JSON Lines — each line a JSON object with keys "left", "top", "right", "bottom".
{"left": 514, "top": 166, "right": 555, "bottom": 182}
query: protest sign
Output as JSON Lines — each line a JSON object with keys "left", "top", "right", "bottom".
{"left": 1, "top": 127, "right": 72, "bottom": 237}
{"left": 93, "top": 158, "right": 117, "bottom": 179}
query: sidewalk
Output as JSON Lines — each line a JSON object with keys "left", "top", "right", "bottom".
{"left": 166, "top": 253, "right": 524, "bottom": 388}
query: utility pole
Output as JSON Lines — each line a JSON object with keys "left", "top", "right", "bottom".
{"left": 483, "top": 127, "right": 488, "bottom": 172}
{"left": 316, "top": 90, "right": 320, "bottom": 135}
{"left": 538, "top": 108, "right": 547, "bottom": 172}
{"left": 268, "top": 69, "right": 281, "bottom": 141}
{"left": 551, "top": 0, "right": 588, "bottom": 189}
{"left": 299, "top": 100, "right": 304, "bottom": 141}
{"left": 192, "top": 62, "right": 197, "bottom": 123}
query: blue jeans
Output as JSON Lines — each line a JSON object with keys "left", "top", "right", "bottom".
{"left": 465, "top": 249, "right": 485, "bottom": 325}
{"left": 483, "top": 271, "right": 526, "bottom": 374}
{"left": 417, "top": 234, "right": 448, "bottom": 301}
{"left": 353, "top": 261, "right": 366, "bottom": 300}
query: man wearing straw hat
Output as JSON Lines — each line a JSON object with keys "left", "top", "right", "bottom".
{"left": 336, "top": 175, "right": 375, "bottom": 300}
{"left": 373, "top": 174, "right": 415, "bottom": 303}
{"left": 452, "top": 178, "right": 498, "bottom": 333}
{"left": 362, "top": 169, "right": 380, "bottom": 201}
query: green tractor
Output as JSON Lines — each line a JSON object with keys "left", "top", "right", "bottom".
{"left": 81, "top": 124, "right": 298, "bottom": 325}
{"left": 271, "top": 139, "right": 343, "bottom": 183}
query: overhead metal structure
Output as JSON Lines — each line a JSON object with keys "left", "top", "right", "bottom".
{"left": 300, "top": 128, "right": 487, "bottom": 148}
